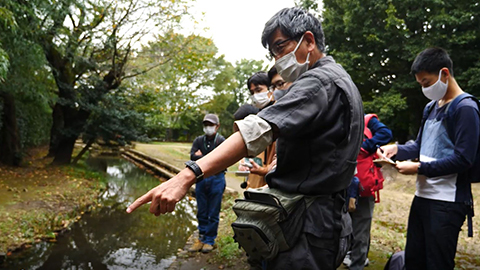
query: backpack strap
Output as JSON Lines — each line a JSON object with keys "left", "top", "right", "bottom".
{"left": 443, "top": 93, "right": 480, "bottom": 237}
{"left": 444, "top": 93, "right": 477, "bottom": 141}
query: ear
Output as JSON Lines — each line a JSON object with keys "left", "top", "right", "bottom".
{"left": 303, "top": 31, "right": 316, "bottom": 52}
{"left": 441, "top": 67, "right": 450, "bottom": 79}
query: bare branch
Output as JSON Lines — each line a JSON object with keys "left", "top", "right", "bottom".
{"left": 122, "top": 57, "right": 173, "bottom": 80}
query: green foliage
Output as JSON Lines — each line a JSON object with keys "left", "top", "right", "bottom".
{"left": 212, "top": 235, "right": 244, "bottom": 265}
{"left": 363, "top": 90, "right": 408, "bottom": 139}
{"left": 323, "top": 0, "right": 480, "bottom": 141}
{"left": 0, "top": 6, "right": 16, "bottom": 82}
{"left": 0, "top": 0, "right": 196, "bottom": 163}
{"left": 295, "top": 0, "right": 320, "bottom": 11}
{"left": 209, "top": 193, "right": 245, "bottom": 266}
{"left": 128, "top": 32, "right": 219, "bottom": 141}
{"left": 232, "top": 59, "right": 267, "bottom": 105}
{"left": 83, "top": 88, "right": 149, "bottom": 146}
{"left": 0, "top": 5, "right": 56, "bottom": 149}
{"left": 129, "top": 31, "right": 268, "bottom": 141}
{"left": 203, "top": 58, "right": 267, "bottom": 137}
{"left": 0, "top": 46, "right": 8, "bottom": 82}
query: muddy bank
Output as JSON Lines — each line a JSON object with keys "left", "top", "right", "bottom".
{"left": 0, "top": 148, "right": 107, "bottom": 257}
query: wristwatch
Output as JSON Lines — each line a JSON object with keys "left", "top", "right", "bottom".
{"left": 185, "top": 160, "right": 204, "bottom": 182}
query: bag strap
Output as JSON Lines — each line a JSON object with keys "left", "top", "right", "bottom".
{"left": 444, "top": 93, "right": 478, "bottom": 141}
{"left": 443, "top": 93, "right": 480, "bottom": 237}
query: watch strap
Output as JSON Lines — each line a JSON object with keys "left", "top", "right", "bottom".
{"left": 185, "top": 160, "right": 204, "bottom": 182}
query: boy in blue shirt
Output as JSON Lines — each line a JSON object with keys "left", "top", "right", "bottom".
{"left": 379, "top": 47, "right": 480, "bottom": 270}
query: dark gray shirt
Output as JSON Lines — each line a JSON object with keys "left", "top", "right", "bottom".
{"left": 258, "top": 56, "right": 364, "bottom": 195}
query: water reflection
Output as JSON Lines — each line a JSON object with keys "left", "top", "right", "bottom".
{"left": 3, "top": 158, "right": 197, "bottom": 270}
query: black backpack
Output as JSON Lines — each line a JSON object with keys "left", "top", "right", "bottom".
{"left": 384, "top": 251, "right": 405, "bottom": 270}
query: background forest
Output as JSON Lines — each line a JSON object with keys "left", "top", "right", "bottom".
{"left": 1, "top": 0, "right": 479, "bottom": 166}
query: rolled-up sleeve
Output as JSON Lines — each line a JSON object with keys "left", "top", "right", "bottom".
{"left": 234, "top": 114, "right": 273, "bottom": 157}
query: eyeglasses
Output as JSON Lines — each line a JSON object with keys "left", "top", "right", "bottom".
{"left": 268, "top": 37, "right": 296, "bottom": 58}
{"left": 269, "top": 80, "right": 286, "bottom": 91}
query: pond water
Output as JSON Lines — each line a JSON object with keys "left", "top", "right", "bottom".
{"left": 3, "top": 157, "right": 197, "bottom": 270}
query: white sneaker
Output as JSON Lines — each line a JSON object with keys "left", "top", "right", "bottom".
{"left": 343, "top": 251, "right": 352, "bottom": 267}
{"left": 364, "top": 258, "right": 369, "bottom": 266}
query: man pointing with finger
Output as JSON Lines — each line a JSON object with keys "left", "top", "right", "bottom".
{"left": 127, "top": 7, "right": 364, "bottom": 269}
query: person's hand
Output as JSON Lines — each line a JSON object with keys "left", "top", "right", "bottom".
{"left": 238, "top": 160, "right": 250, "bottom": 171}
{"left": 377, "top": 144, "right": 398, "bottom": 159}
{"left": 126, "top": 170, "right": 194, "bottom": 216}
{"left": 267, "top": 157, "right": 277, "bottom": 172}
{"left": 249, "top": 158, "right": 268, "bottom": 176}
{"left": 195, "top": 149, "right": 202, "bottom": 156}
{"left": 395, "top": 161, "right": 420, "bottom": 175}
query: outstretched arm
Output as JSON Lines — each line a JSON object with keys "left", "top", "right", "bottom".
{"left": 126, "top": 132, "right": 248, "bottom": 215}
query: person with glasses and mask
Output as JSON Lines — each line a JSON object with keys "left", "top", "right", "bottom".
{"left": 267, "top": 66, "right": 292, "bottom": 101}
{"left": 126, "top": 7, "right": 363, "bottom": 269}
{"left": 187, "top": 113, "right": 226, "bottom": 253}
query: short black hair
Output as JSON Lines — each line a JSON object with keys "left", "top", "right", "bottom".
{"left": 268, "top": 66, "right": 278, "bottom": 81}
{"left": 411, "top": 47, "right": 454, "bottom": 76}
{"left": 261, "top": 7, "right": 325, "bottom": 53}
{"left": 247, "top": 71, "right": 270, "bottom": 93}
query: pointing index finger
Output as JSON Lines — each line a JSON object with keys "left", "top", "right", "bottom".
{"left": 126, "top": 192, "right": 152, "bottom": 213}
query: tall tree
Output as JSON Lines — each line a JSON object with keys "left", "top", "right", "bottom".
{"left": 0, "top": 3, "right": 54, "bottom": 166}
{"left": 203, "top": 58, "right": 266, "bottom": 137}
{"left": 129, "top": 32, "right": 220, "bottom": 141}
{"left": 9, "top": 0, "right": 193, "bottom": 164}
{"left": 323, "top": 0, "right": 480, "bottom": 141}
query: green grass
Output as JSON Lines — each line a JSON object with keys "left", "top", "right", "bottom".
{"left": 208, "top": 193, "right": 247, "bottom": 267}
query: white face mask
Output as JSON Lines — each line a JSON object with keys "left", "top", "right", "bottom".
{"left": 251, "top": 91, "right": 272, "bottom": 108}
{"left": 274, "top": 35, "right": 310, "bottom": 82}
{"left": 422, "top": 69, "right": 448, "bottom": 101}
{"left": 203, "top": 126, "right": 216, "bottom": 136}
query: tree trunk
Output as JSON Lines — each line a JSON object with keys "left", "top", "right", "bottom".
{"left": 47, "top": 103, "right": 64, "bottom": 157}
{"left": 50, "top": 102, "right": 90, "bottom": 166}
{"left": 51, "top": 134, "right": 77, "bottom": 165}
{"left": 0, "top": 91, "right": 21, "bottom": 166}
{"left": 72, "top": 138, "right": 94, "bottom": 165}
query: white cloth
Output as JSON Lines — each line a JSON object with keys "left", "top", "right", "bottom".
{"left": 234, "top": 114, "right": 273, "bottom": 157}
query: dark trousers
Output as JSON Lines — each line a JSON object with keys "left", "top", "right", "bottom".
{"left": 405, "top": 196, "right": 468, "bottom": 270}
{"left": 195, "top": 173, "right": 226, "bottom": 245}
{"left": 349, "top": 196, "right": 375, "bottom": 270}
